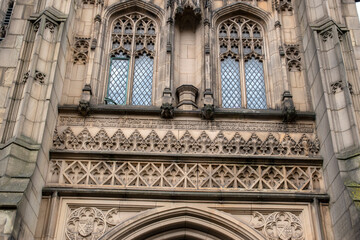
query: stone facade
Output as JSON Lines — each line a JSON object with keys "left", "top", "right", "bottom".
{"left": 0, "top": 0, "right": 360, "bottom": 239}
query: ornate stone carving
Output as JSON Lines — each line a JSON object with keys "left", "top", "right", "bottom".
{"left": 285, "top": 44, "right": 301, "bottom": 71}
{"left": 0, "top": 25, "right": 7, "bottom": 39}
{"left": 21, "top": 71, "right": 30, "bottom": 84}
{"left": 320, "top": 29, "right": 333, "bottom": 42}
{"left": 34, "top": 70, "right": 46, "bottom": 83}
{"left": 45, "top": 20, "right": 56, "bottom": 33}
{"left": 52, "top": 128, "right": 320, "bottom": 156}
{"left": 160, "top": 103, "right": 174, "bottom": 119}
{"left": 348, "top": 82, "right": 354, "bottom": 95}
{"left": 331, "top": 80, "right": 344, "bottom": 94}
{"left": 175, "top": 0, "right": 201, "bottom": 16}
{"left": 48, "top": 159, "right": 324, "bottom": 193}
{"left": 282, "top": 91, "right": 297, "bottom": 122}
{"left": 33, "top": 21, "right": 40, "bottom": 32}
{"left": 82, "top": 0, "right": 103, "bottom": 5}
{"left": 274, "top": 0, "right": 293, "bottom": 11}
{"left": 73, "top": 37, "right": 90, "bottom": 64}
{"left": 201, "top": 104, "right": 215, "bottom": 120}
{"left": 250, "top": 211, "right": 304, "bottom": 240}
{"left": 66, "top": 207, "right": 106, "bottom": 240}
{"left": 58, "top": 116, "right": 315, "bottom": 133}
{"left": 78, "top": 84, "right": 92, "bottom": 116}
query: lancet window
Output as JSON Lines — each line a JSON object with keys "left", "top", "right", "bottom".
{"left": 106, "top": 13, "right": 156, "bottom": 106}
{"left": 219, "top": 17, "right": 267, "bottom": 109}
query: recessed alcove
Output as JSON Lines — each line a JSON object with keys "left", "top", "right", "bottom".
{"left": 174, "top": 8, "right": 202, "bottom": 108}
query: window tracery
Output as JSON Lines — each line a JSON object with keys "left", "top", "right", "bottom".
{"left": 106, "top": 13, "right": 156, "bottom": 106}
{"left": 219, "top": 17, "right": 267, "bottom": 109}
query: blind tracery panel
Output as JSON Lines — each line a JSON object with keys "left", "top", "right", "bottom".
{"left": 219, "top": 17, "right": 267, "bottom": 109}
{"left": 107, "top": 14, "right": 156, "bottom": 105}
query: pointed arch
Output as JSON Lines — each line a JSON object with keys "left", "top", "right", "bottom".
{"left": 99, "top": 206, "right": 266, "bottom": 240}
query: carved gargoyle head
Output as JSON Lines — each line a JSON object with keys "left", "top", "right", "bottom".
{"left": 201, "top": 104, "right": 215, "bottom": 120}
{"left": 161, "top": 103, "right": 174, "bottom": 119}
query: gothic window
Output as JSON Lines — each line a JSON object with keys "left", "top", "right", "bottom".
{"left": 219, "top": 17, "right": 267, "bottom": 109}
{"left": 106, "top": 13, "right": 156, "bottom": 106}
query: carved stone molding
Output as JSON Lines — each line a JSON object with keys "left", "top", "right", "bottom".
{"left": 250, "top": 211, "right": 304, "bottom": 240}
{"left": 53, "top": 128, "right": 320, "bottom": 157}
{"left": 58, "top": 116, "right": 315, "bottom": 133}
{"left": 285, "top": 44, "right": 301, "bottom": 71}
{"left": 274, "top": 0, "right": 293, "bottom": 11}
{"left": 48, "top": 159, "right": 323, "bottom": 192}
{"left": 73, "top": 37, "right": 90, "bottom": 64}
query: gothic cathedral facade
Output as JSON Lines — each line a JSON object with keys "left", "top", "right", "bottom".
{"left": 0, "top": 0, "right": 360, "bottom": 239}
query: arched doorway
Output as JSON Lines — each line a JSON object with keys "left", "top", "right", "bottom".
{"left": 100, "top": 206, "right": 266, "bottom": 240}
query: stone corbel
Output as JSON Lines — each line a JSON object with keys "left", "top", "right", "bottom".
{"left": 282, "top": 91, "right": 297, "bottom": 122}
{"left": 78, "top": 84, "right": 92, "bottom": 116}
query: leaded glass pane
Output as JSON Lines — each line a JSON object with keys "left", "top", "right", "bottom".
{"left": 132, "top": 54, "right": 154, "bottom": 105}
{"left": 107, "top": 58, "right": 129, "bottom": 105}
{"left": 245, "top": 57, "right": 267, "bottom": 109}
{"left": 221, "top": 57, "right": 242, "bottom": 108}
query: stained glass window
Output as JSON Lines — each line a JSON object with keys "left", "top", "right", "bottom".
{"left": 219, "top": 17, "right": 267, "bottom": 109}
{"left": 106, "top": 14, "right": 156, "bottom": 105}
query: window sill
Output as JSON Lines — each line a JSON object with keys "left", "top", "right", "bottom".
{"left": 58, "top": 105, "right": 316, "bottom": 121}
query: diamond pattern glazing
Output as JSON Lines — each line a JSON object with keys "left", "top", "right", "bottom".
{"left": 221, "top": 57, "right": 241, "bottom": 108}
{"left": 132, "top": 54, "right": 154, "bottom": 105}
{"left": 108, "top": 13, "right": 156, "bottom": 105}
{"left": 107, "top": 58, "right": 129, "bottom": 105}
{"left": 245, "top": 57, "right": 267, "bottom": 109}
{"left": 219, "top": 16, "right": 266, "bottom": 109}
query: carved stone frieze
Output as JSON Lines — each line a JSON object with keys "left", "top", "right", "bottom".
{"left": 73, "top": 37, "right": 90, "bottom": 64}
{"left": 250, "top": 211, "right": 304, "bottom": 240}
{"left": 58, "top": 116, "right": 315, "bottom": 133}
{"left": 285, "top": 44, "right": 301, "bottom": 71}
{"left": 52, "top": 128, "right": 320, "bottom": 156}
{"left": 48, "top": 159, "right": 323, "bottom": 192}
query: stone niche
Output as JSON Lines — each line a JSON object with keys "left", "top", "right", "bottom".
{"left": 174, "top": 6, "right": 202, "bottom": 102}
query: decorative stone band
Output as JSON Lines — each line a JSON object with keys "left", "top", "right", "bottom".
{"left": 58, "top": 116, "right": 315, "bottom": 133}
{"left": 53, "top": 128, "right": 320, "bottom": 157}
{"left": 47, "top": 160, "right": 324, "bottom": 192}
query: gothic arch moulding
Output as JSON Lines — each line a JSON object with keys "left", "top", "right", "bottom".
{"left": 212, "top": 2, "right": 271, "bottom": 27}
{"left": 104, "top": 0, "right": 165, "bottom": 24}
{"left": 99, "top": 206, "right": 266, "bottom": 240}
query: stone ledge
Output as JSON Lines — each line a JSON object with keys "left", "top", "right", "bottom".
{"left": 42, "top": 187, "right": 330, "bottom": 203}
{"left": 58, "top": 105, "right": 316, "bottom": 121}
{"left": 0, "top": 192, "right": 23, "bottom": 208}
{"left": 50, "top": 150, "right": 323, "bottom": 165}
